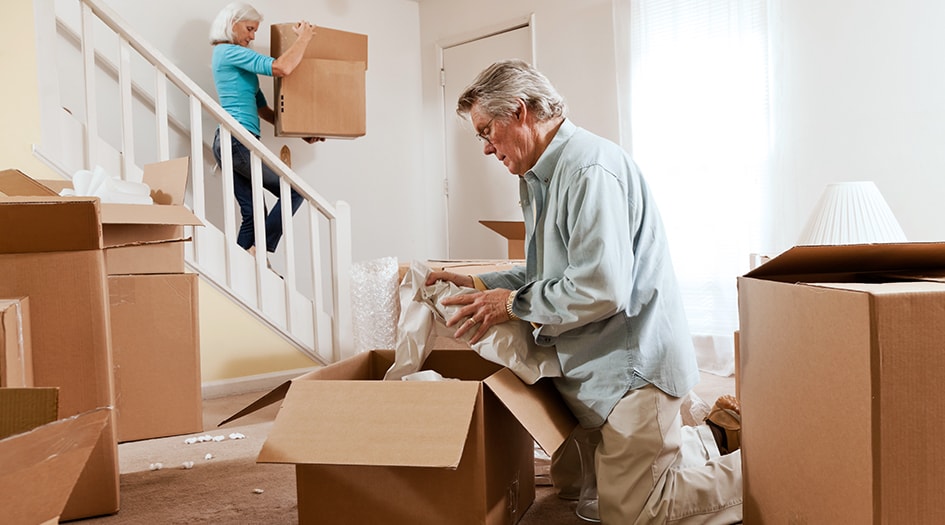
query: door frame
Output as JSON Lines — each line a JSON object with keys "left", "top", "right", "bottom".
{"left": 434, "top": 14, "right": 537, "bottom": 258}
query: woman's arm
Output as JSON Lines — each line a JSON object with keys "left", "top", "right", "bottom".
{"left": 271, "top": 21, "right": 316, "bottom": 77}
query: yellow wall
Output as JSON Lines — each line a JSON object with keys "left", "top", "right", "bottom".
{"left": 7, "top": 0, "right": 316, "bottom": 383}
{"left": 3, "top": 0, "right": 54, "bottom": 178}
{"left": 198, "top": 279, "right": 316, "bottom": 381}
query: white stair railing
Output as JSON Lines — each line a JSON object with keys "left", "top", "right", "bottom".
{"left": 37, "top": 0, "right": 353, "bottom": 364}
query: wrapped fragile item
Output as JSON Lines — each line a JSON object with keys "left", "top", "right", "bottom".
{"left": 385, "top": 260, "right": 561, "bottom": 384}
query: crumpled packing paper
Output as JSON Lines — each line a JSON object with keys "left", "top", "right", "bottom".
{"left": 384, "top": 260, "right": 562, "bottom": 384}
{"left": 59, "top": 165, "right": 154, "bottom": 205}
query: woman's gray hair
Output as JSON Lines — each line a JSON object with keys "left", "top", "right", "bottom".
{"left": 456, "top": 59, "right": 566, "bottom": 122}
{"left": 209, "top": 2, "right": 263, "bottom": 45}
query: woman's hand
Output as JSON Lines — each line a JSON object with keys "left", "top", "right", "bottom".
{"left": 302, "top": 137, "right": 326, "bottom": 144}
{"left": 293, "top": 21, "right": 317, "bottom": 39}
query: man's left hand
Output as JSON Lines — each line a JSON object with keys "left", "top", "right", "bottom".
{"left": 443, "top": 288, "right": 512, "bottom": 344}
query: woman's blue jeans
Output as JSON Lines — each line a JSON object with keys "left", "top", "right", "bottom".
{"left": 212, "top": 130, "right": 303, "bottom": 253}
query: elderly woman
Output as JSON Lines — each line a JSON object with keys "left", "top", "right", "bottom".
{"left": 209, "top": 2, "right": 322, "bottom": 257}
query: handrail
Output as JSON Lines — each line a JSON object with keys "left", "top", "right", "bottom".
{"left": 50, "top": 0, "right": 354, "bottom": 363}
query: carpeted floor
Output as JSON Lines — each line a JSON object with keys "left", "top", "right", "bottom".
{"left": 72, "top": 372, "right": 734, "bottom": 524}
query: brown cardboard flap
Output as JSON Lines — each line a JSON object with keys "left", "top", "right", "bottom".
{"left": 258, "top": 380, "right": 480, "bottom": 468}
{"left": 143, "top": 157, "right": 189, "bottom": 205}
{"left": 484, "top": 369, "right": 577, "bottom": 455}
{"left": 0, "top": 198, "right": 102, "bottom": 253}
{"left": 100, "top": 203, "right": 202, "bottom": 227}
{"left": 479, "top": 220, "right": 525, "bottom": 241}
{"left": 0, "top": 298, "right": 32, "bottom": 388}
{"left": 0, "top": 407, "right": 109, "bottom": 525}
{"left": 271, "top": 23, "right": 368, "bottom": 67}
{"left": 0, "top": 169, "right": 60, "bottom": 197}
{"left": 745, "top": 242, "right": 945, "bottom": 282}
{"left": 0, "top": 387, "right": 58, "bottom": 439}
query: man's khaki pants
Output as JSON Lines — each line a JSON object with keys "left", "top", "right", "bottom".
{"left": 595, "top": 385, "right": 742, "bottom": 524}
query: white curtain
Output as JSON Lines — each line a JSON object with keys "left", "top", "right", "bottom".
{"left": 613, "top": 0, "right": 769, "bottom": 376}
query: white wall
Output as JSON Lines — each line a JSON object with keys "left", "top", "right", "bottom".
{"left": 417, "top": 0, "right": 619, "bottom": 257}
{"left": 766, "top": 0, "right": 945, "bottom": 253}
{"left": 100, "top": 0, "right": 429, "bottom": 265}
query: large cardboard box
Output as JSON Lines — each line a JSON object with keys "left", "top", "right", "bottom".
{"left": 0, "top": 297, "right": 32, "bottom": 387}
{"left": 0, "top": 157, "right": 202, "bottom": 275}
{"left": 271, "top": 23, "right": 368, "bottom": 139}
{"left": 222, "top": 348, "right": 576, "bottom": 525}
{"left": 0, "top": 388, "right": 109, "bottom": 525}
{"left": 737, "top": 242, "right": 945, "bottom": 524}
{"left": 110, "top": 273, "right": 202, "bottom": 442}
{"left": 0, "top": 195, "right": 119, "bottom": 520}
{"left": 480, "top": 221, "right": 526, "bottom": 260}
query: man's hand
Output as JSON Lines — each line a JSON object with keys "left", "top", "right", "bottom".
{"left": 443, "top": 288, "right": 513, "bottom": 344}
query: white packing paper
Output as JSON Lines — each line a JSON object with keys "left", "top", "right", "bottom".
{"left": 384, "top": 260, "right": 561, "bottom": 384}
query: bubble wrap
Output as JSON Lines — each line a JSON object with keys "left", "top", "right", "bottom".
{"left": 350, "top": 256, "right": 401, "bottom": 353}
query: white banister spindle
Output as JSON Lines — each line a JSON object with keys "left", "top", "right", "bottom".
{"left": 118, "top": 37, "right": 134, "bottom": 179}
{"left": 280, "top": 177, "right": 297, "bottom": 331}
{"left": 80, "top": 3, "right": 97, "bottom": 168}
{"left": 189, "top": 95, "right": 206, "bottom": 217}
{"left": 331, "top": 201, "right": 353, "bottom": 360}
{"left": 219, "top": 127, "right": 237, "bottom": 287}
{"left": 250, "top": 153, "right": 268, "bottom": 303}
{"left": 155, "top": 70, "right": 170, "bottom": 161}
{"left": 308, "top": 203, "right": 326, "bottom": 358}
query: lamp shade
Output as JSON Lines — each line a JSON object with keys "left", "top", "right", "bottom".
{"left": 797, "top": 181, "right": 907, "bottom": 245}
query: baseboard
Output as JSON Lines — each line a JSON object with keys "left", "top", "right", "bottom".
{"left": 201, "top": 367, "right": 317, "bottom": 400}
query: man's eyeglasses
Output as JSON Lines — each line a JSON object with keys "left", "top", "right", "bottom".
{"left": 476, "top": 118, "right": 496, "bottom": 145}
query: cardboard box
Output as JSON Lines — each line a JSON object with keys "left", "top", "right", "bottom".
{"left": 110, "top": 273, "right": 202, "bottom": 442}
{"left": 0, "top": 157, "right": 202, "bottom": 275}
{"left": 222, "top": 348, "right": 576, "bottom": 525}
{"left": 0, "top": 388, "right": 109, "bottom": 525}
{"left": 0, "top": 194, "right": 119, "bottom": 520}
{"left": 0, "top": 297, "right": 32, "bottom": 387}
{"left": 271, "top": 23, "right": 368, "bottom": 139}
{"left": 480, "top": 221, "right": 525, "bottom": 260}
{"left": 737, "top": 242, "right": 945, "bottom": 524}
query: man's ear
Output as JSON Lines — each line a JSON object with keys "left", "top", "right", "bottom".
{"left": 514, "top": 99, "right": 527, "bottom": 122}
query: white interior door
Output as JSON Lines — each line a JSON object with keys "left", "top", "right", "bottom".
{"left": 442, "top": 26, "right": 533, "bottom": 260}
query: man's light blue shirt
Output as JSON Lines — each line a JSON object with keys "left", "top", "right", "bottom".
{"left": 478, "top": 119, "right": 699, "bottom": 428}
{"left": 211, "top": 44, "right": 273, "bottom": 136}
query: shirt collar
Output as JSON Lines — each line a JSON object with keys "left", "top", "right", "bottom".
{"left": 526, "top": 118, "right": 577, "bottom": 183}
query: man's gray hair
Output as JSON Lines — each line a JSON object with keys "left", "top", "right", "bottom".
{"left": 456, "top": 59, "right": 566, "bottom": 122}
{"left": 209, "top": 2, "right": 263, "bottom": 45}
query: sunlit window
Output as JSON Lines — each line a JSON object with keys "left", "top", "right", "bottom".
{"left": 621, "top": 0, "right": 769, "bottom": 375}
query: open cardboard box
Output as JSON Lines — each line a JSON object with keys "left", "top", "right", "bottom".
{"left": 0, "top": 388, "right": 110, "bottom": 525}
{"left": 271, "top": 23, "right": 368, "bottom": 139}
{"left": 479, "top": 221, "right": 525, "bottom": 260}
{"left": 221, "top": 348, "right": 577, "bottom": 525}
{"left": 0, "top": 157, "right": 202, "bottom": 275}
{"left": 0, "top": 191, "right": 118, "bottom": 520}
{"left": 738, "top": 242, "right": 945, "bottom": 524}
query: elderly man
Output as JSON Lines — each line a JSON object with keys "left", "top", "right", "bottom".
{"left": 427, "top": 59, "right": 742, "bottom": 524}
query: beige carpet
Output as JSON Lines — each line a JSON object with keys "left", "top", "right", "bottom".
{"left": 72, "top": 372, "right": 734, "bottom": 524}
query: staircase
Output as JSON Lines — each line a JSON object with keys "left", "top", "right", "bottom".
{"left": 31, "top": 0, "right": 353, "bottom": 365}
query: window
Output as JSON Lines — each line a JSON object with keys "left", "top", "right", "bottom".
{"left": 615, "top": 0, "right": 769, "bottom": 375}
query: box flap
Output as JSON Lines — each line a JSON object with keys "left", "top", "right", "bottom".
{"left": 217, "top": 380, "right": 292, "bottom": 427}
{"left": 258, "top": 380, "right": 480, "bottom": 468}
{"left": 271, "top": 23, "right": 368, "bottom": 67}
{"left": 100, "top": 202, "right": 202, "bottom": 227}
{"left": 479, "top": 220, "right": 525, "bottom": 241}
{"left": 0, "top": 387, "right": 58, "bottom": 439}
{"left": 143, "top": 157, "right": 189, "bottom": 205}
{"left": 483, "top": 369, "right": 577, "bottom": 455}
{"left": 0, "top": 198, "right": 102, "bottom": 253}
{"left": 0, "top": 407, "right": 109, "bottom": 525}
{"left": 0, "top": 169, "right": 60, "bottom": 197}
{"left": 745, "top": 242, "right": 945, "bottom": 282}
